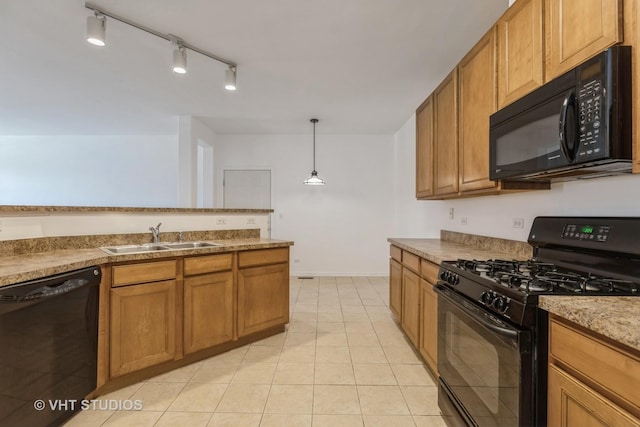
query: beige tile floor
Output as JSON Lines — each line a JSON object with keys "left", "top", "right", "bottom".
{"left": 65, "top": 276, "right": 447, "bottom": 427}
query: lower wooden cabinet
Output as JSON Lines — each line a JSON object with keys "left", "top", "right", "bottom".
{"left": 401, "top": 268, "right": 421, "bottom": 348}
{"left": 389, "top": 258, "right": 402, "bottom": 320}
{"left": 548, "top": 316, "right": 640, "bottom": 426}
{"left": 419, "top": 278, "right": 438, "bottom": 374}
{"left": 183, "top": 271, "right": 234, "bottom": 354}
{"left": 110, "top": 280, "right": 178, "bottom": 377}
{"left": 237, "top": 263, "right": 289, "bottom": 337}
{"left": 548, "top": 364, "right": 639, "bottom": 427}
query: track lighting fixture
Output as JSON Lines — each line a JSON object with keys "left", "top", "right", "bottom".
{"left": 84, "top": 2, "right": 237, "bottom": 89}
{"left": 170, "top": 37, "right": 187, "bottom": 74}
{"left": 225, "top": 67, "right": 237, "bottom": 91}
{"left": 304, "top": 119, "right": 326, "bottom": 186}
{"left": 86, "top": 12, "right": 106, "bottom": 47}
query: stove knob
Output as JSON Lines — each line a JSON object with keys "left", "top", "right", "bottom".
{"left": 439, "top": 271, "right": 449, "bottom": 281}
{"left": 492, "top": 297, "right": 507, "bottom": 312}
{"left": 480, "top": 291, "right": 494, "bottom": 304}
{"left": 452, "top": 274, "right": 460, "bottom": 285}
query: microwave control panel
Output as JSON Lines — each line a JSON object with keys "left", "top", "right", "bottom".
{"left": 576, "top": 78, "right": 604, "bottom": 160}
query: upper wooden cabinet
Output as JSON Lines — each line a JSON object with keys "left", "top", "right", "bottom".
{"left": 545, "top": 0, "right": 622, "bottom": 79}
{"left": 416, "top": 96, "right": 434, "bottom": 199}
{"left": 458, "top": 29, "right": 498, "bottom": 193}
{"left": 497, "top": 0, "right": 545, "bottom": 108}
{"left": 433, "top": 71, "right": 459, "bottom": 197}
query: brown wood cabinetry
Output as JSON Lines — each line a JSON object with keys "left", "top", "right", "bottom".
{"left": 183, "top": 253, "right": 234, "bottom": 355}
{"left": 497, "top": 0, "right": 544, "bottom": 108}
{"left": 433, "top": 71, "right": 459, "bottom": 197}
{"left": 416, "top": 96, "right": 434, "bottom": 199}
{"left": 548, "top": 316, "right": 640, "bottom": 426}
{"left": 389, "top": 245, "right": 439, "bottom": 375}
{"left": 458, "top": 29, "right": 498, "bottom": 193}
{"left": 237, "top": 249, "right": 290, "bottom": 337}
{"left": 401, "top": 267, "right": 421, "bottom": 347}
{"left": 545, "top": 0, "right": 622, "bottom": 79}
{"left": 389, "top": 258, "right": 402, "bottom": 320}
{"left": 419, "top": 258, "right": 439, "bottom": 375}
{"left": 110, "top": 277, "right": 178, "bottom": 377}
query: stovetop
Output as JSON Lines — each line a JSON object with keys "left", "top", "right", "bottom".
{"left": 451, "top": 258, "right": 640, "bottom": 296}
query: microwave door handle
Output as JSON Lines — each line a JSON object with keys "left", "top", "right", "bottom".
{"left": 559, "top": 90, "right": 577, "bottom": 162}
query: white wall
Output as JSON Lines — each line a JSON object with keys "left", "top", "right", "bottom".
{"left": 178, "top": 116, "right": 216, "bottom": 207}
{"left": 214, "top": 134, "right": 395, "bottom": 276}
{"left": 391, "top": 116, "right": 640, "bottom": 243}
{"left": 0, "top": 135, "right": 178, "bottom": 207}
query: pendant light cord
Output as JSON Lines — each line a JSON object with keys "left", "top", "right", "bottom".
{"left": 311, "top": 118, "right": 318, "bottom": 171}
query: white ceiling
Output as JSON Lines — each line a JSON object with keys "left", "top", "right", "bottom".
{"left": 0, "top": 0, "right": 508, "bottom": 135}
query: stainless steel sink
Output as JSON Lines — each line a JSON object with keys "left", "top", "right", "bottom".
{"left": 100, "top": 241, "right": 222, "bottom": 255}
{"left": 100, "top": 244, "right": 171, "bottom": 255}
{"left": 162, "top": 242, "right": 222, "bottom": 250}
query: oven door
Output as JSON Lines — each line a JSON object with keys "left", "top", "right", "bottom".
{"left": 435, "top": 284, "right": 533, "bottom": 427}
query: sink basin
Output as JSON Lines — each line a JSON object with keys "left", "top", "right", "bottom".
{"left": 162, "top": 242, "right": 222, "bottom": 250}
{"left": 101, "top": 241, "right": 222, "bottom": 255}
{"left": 101, "top": 244, "right": 170, "bottom": 255}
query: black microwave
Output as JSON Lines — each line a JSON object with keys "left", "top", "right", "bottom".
{"left": 489, "top": 46, "right": 632, "bottom": 181}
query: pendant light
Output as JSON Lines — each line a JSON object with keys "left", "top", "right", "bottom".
{"left": 304, "top": 119, "right": 325, "bottom": 185}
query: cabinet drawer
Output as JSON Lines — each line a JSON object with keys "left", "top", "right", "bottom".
{"left": 402, "top": 251, "right": 420, "bottom": 273}
{"left": 112, "top": 260, "right": 178, "bottom": 287}
{"left": 184, "top": 253, "right": 233, "bottom": 276}
{"left": 238, "top": 247, "right": 289, "bottom": 268}
{"left": 549, "top": 318, "right": 640, "bottom": 410}
{"left": 390, "top": 245, "right": 402, "bottom": 262}
{"left": 421, "top": 259, "right": 440, "bottom": 283}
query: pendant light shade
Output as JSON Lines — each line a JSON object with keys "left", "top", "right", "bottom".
{"left": 304, "top": 118, "right": 325, "bottom": 185}
{"left": 86, "top": 13, "right": 106, "bottom": 47}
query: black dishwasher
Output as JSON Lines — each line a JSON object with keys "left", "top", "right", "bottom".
{"left": 0, "top": 266, "right": 101, "bottom": 427}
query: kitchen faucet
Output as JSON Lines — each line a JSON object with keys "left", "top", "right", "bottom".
{"left": 149, "top": 223, "right": 162, "bottom": 243}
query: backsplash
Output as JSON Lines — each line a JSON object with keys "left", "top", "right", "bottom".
{"left": 441, "top": 230, "right": 533, "bottom": 259}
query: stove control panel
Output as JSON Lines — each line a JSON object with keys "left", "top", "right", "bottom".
{"left": 480, "top": 291, "right": 510, "bottom": 314}
{"left": 562, "top": 224, "right": 611, "bottom": 242}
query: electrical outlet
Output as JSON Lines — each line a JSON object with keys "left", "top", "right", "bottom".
{"left": 449, "top": 208, "right": 455, "bottom": 220}
{"left": 216, "top": 218, "right": 227, "bottom": 225}
{"left": 460, "top": 217, "right": 468, "bottom": 225}
{"left": 247, "top": 217, "right": 256, "bottom": 225}
{"left": 512, "top": 218, "right": 524, "bottom": 229}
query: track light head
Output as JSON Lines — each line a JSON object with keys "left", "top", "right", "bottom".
{"left": 225, "top": 67, "right": 237, "bottom": 91}
{"left": 172, "top": 45, "right": 187, "bottom": 74}
{"left": 86, "top": 13, "right": 106, "bottom": 47}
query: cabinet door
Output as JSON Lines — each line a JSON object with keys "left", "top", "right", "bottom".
{"left": 545, "top": 0, "right": 622, "bottom": 79}
{"left": 548, "top": 365, "right": 640, "bottom": 426}
{"left": 458, "top": 29, "right": 498, "bottom": 193}
{"left": 497, "top": 0, "right": 544, "bottom": 108}
{"left": 110, "top": 280, "right": 177, "bottom": 377}
{"left": 433, "top": 70, "right": 459, "bottom": 196}
{"left": 237, "top": 263, "right": 289, "bottom": 337}
{"left": 419, "top": 278, "right": 438, "bottom": 374}
{"left": 401, "top": 268, "right": 420, "bottom": 347}
{"left": 416, "top": 96, "right": 434, "bottom": 199}
{"left": 389, "top": 258, "right": 402, "bottom": 320}
{"left": 184, "top": 271, "right": 234, "bottom": 354}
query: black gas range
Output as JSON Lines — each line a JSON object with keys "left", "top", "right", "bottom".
{"left": 435, "top": 217, "right": 639, "bottom": 427}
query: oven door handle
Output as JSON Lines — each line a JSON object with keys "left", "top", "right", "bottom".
{"left": 434, "top": 284, "right": 519, "bottom": 340}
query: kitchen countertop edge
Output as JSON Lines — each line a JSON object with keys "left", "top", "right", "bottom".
{"left": 0, "top": 239, "right": 294, "bottom": 287}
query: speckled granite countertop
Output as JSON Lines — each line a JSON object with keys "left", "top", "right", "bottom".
{"left": 0, "top": 238, "right": 293, "bottom": 288}
{"left": 387, "top": 237, "right": 532, "bottom": 264}
{"left": 389, "top": 234, "right": 639, "bottom": 353}
{"left": 0, "top": 205, "right": 273, "bottom": 214}
{"left": 540, "top": 296, "right": 640, "bottom": 352}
